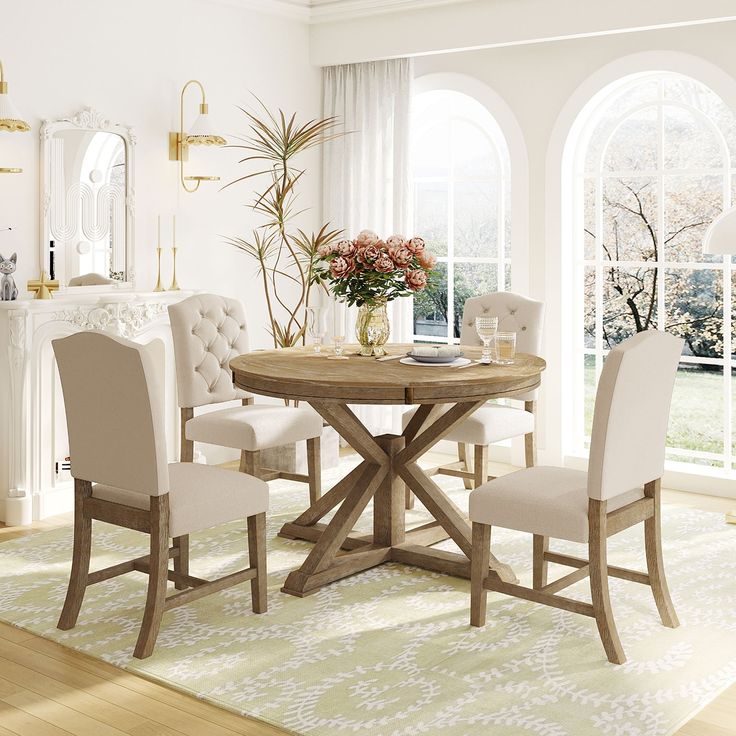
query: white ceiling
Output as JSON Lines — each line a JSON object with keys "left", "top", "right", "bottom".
{"left": 218, "top": 0, "right": 466, "bottom": 23}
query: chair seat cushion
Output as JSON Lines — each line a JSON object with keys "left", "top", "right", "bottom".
{"left": 92, "top": 463, "right": 269, "bottom": 537}
{"left": 401, "top": 403, "right": 534, "bottom": 446}
{"left": 468, "top": 466, "right": 644, "bottom": 543}
{"left": 186, "top": 404, "right": 322, "bottom": 451}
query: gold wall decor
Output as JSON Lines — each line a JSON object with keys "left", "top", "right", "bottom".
{"left": 169, "top": 80, "right": 226, "bottom": 192}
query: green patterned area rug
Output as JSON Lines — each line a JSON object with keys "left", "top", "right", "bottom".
{"left": 1, "top": 465, "right": 736, "bottom": 736}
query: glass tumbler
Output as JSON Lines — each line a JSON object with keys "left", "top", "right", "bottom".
{"left": 492, "top": 332, "right": 516, "bottom": 364}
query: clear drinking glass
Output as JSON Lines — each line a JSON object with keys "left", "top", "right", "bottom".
{"left": 475, "top": 316, "right": 499, "bottom": 364}
{"left": 329, "top": 299, "right": 349, "bottom": 360}
{"left": 306, "top": 306, "right": 326, "bottom": 354}
{"left": 491, "top": 331, "right": 516, "bottom": 364}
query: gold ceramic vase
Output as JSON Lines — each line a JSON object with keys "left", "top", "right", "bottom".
{"left": 356, "top": 299, "right": 390, "bottom": 356}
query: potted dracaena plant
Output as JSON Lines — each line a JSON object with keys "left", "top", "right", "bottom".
{"left": 224, "top": 99, "right": 342, "bottom": 348}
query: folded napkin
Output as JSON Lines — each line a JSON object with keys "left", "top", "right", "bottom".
{"left": 437, "top": 346, "right": 462, "bottom": 358}
{"left": 411, "top": 346, "right": 440, "bottom": 357}
{"left": 411, "top": 345, "right": 462, "bottom": 358}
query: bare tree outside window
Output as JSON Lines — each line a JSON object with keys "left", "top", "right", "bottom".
{"left": 576, "top": 73, "right": 736, "bottom": 469}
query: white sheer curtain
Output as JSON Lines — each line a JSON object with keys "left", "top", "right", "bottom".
{"left": 322, "top": 59, "right": 414, "bottom": 434}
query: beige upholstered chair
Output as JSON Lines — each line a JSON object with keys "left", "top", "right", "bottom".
{"left": 168, "top": 294, "right": 323, "bottom": 503}
{"left": 53, "top": 331, "right": 269, "bottom": 660}
{"left": 402, "top": 292, "right": 544, "bottom": 504}
{"left": 469, "top": 330, "right": 682, "bottom": 664}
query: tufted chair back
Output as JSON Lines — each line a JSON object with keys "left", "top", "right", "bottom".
{"left": 459, "top": 291, "right": 544, "bottom": 400}
{"left": 168, "top": 294, "right": 251, "bottom": 409}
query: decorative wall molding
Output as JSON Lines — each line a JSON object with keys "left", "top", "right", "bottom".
{"left": 7, "top": 311, "right": 29, "bottom": 501}
{"left": 50, "top": 301, "right": 169, "bottom": 338}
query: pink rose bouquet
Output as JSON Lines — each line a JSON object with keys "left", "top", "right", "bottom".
{"left": 312, "top": 230, "right": 435, "bottom": 307}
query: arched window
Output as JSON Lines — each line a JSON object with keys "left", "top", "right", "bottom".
{"left": 572, "top": 72, "right": 736, "bottom": 470}
{"left": 411, "top": 89, "right": 511, "bottom": 343}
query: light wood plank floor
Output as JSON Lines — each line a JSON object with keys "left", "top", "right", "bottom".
{"left": 1, "top": 454, "right": 735, "bottom": 736}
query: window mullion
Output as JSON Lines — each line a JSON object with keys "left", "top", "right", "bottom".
{"left": 657, "top": 83, "right": 666, "bottom": 335}
{"left": 498, "top": 164, "right": 506, "bottom": 290}
{"left": 722, "top": 167, "right": 733, "bottom": 474}
{"left": 595, "top": 172, "right": 604, "bottom": 388}
{"left": 447, "top": 118, "right": 455, "bottom": 344}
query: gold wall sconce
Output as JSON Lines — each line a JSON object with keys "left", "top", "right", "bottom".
{"left": 169, "top": 80, "right": 226, "bottom": 193}
{"left": 0, "top": 59, "right": 30, "bottom": 173}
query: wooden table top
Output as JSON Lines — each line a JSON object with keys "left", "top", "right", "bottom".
{"left": 231, "top": 344, "right": 546, "bottom": 405}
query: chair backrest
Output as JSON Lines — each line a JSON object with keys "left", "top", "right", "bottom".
{"left": 459, "top": 291, "right": 545, "bottom": 400}
{"left": 53, "top": 331, "right": 169, "bottom": 496}
{"left": 587, "top": 330, "right": 683, "bottom": 501}
{"left": 168, "top": 294, "right": 250, "bottom": 408}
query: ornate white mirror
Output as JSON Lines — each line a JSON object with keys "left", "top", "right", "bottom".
{"left": 40, "top": 107, "right": 135, "bottom": 288}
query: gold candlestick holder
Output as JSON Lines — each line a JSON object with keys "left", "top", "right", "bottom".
{"left": 153, "top": 247, "right": 165, "bottom": 292}
{"left": 168, "top": 246, "right": 180, "bottom": 291}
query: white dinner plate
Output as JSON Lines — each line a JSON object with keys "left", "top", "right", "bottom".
{"left": 399, "top": 357, "right": 472, "bottom": 368}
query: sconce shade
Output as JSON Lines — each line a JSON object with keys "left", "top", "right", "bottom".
{"left": 0, "top": 60, "right": 29, "bottom": 133}
{"left": 186, "top": 113, "right": 226, "bottom": 146}
{"left": 0, "top": 90, "right": 30, "bottom": 133}
{"left": 172, "top": 79, "right": 225, "bottom": 192}
{"left": 703, "top": 206, "right": 736, "bottom": 255}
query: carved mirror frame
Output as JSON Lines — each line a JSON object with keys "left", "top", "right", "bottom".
{"left": 40, "top": 107, "right": 136, "bottom": 289}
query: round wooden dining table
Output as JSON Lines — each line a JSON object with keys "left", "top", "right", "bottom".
{"left": 230, "top": 344, "right": 546, "bottom": 598}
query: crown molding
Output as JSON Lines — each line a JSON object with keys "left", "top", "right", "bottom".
{"left": 206, "top": 0, "right": 466, "bottom": 23}
{"left": 309, "top": 0, "right": 466, "bottom": 23}
{"left": 207, "top": 0, "right": 311, "bottom": 22}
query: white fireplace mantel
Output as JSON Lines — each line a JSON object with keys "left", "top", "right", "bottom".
{"left": 0, "top": 290, "right": 193, "bottom": 525}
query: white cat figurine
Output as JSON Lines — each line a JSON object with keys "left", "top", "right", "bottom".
{"left": 0, "top": 253, "right": 18, "bottom": 301}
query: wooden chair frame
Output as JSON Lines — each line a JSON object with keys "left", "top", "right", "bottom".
{"left": 470, "top": 479, "right": 678, "bottom": 664}
{"left": 405, "top": 399, "right": 536, "bottom": 509}
{"left": 58, "top": 478, "right": 268, "bottom": 660}
{"left": 180, "top": 398, "right": 322, "bottom": 505}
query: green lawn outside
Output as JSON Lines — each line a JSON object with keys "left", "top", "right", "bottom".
{"left": 584, "top": 356, "right": 730, "bottom": 466}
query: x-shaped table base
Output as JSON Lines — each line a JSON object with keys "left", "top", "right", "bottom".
{"left": 279, "top": 400, "right": 518, "bottom": 597}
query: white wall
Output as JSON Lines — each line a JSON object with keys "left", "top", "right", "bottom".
{"left": 0, "top": 0, "right": 320, "bottom": 349}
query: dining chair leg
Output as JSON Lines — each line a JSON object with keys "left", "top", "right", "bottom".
{"left": 58, "top": 479, "right": 93, "bottom": 630}
{"left": 173, "top": 535, "right": 189, "bottom": 591}
{"left": 644, "top": 479, "right": 679, "bottom": 628}
{"left": 134, "top": 496, "right": 170, "bottom": 660}
{"left": 470, "top": 522, "right": 491, "bottom": 627}
{"left": 588, "top": 499, "right": 626, "bottom": 664}
{"left": 240, "top": 450, "right": 260, "bottom": 478}
{"left": 532, "top": 534, "right": 549, "bottom": 589}
{"left": 247, "top": 512, "right": 268, "bottom": 614}
{"left": 473, "top": 445, "right": 489, "bottom": 489}
{"left": 180, "top": 408, "right": 194, "bottom": 462}
{"left": 306, "top": 436, "right": 322, "bottom": 504}
{"left": 458, "top": 443, "right": 474, "bottom": 490}
{"left": 524, "top": 401, "right": 537, "bottom": 468}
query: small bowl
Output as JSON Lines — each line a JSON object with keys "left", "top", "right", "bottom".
{"left": 406, "top": 351, "right": 464, "bottom": 364}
